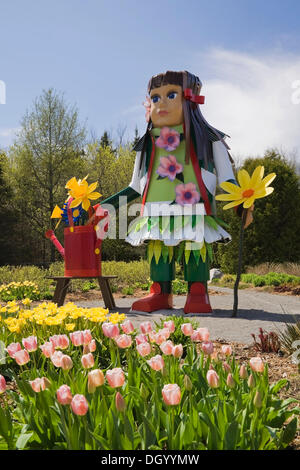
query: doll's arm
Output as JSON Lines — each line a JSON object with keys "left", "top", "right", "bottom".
{"left": 212, "top": 140, "right": 236, "bottom": 185}
{"left": 100, "top": 151, "right": 144, "bottom": 209}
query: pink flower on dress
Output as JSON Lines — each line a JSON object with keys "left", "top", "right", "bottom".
{"left": 156, "top": 155, "right": 183, "bottom": 181}
{"left": 156, "top": 127, "right": 180, "bottom": 151}
{"left": 175, "top": 182, "right": 200, "bottom": 205}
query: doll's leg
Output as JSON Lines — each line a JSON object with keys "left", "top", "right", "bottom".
{"left": 183, "top": 252, "right": 212, "bottom": 314}
{"left": 131, "top": 243, "right": 174, "bottom": 313}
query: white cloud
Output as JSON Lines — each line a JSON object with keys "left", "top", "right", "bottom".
{"left": 192, "top": 48, "right": 300, "bottom": 161}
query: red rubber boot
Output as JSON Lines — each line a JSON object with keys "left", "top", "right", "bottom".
{"left": 184, "top": 282, "right": 212, "bottom": 314}
{"left": 131, "top": 282, "right": 173, "bottom": 313}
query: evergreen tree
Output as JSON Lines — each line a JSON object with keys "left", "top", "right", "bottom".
{"left": 132, "top": 125, "right": 140, "bottom": 148}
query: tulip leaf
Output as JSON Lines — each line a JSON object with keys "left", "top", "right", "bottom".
{"left": 16, "top": 431, "right": 33, "bottom": 450}
{"left": 280, "top": 417, "right": 297, "bottom": 445}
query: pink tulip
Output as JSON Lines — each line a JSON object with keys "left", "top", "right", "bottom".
{"left": 88, "top": 369, "right": 105, "bottom": 393}
{"left": 155, "top": 328, "right": 170, "bottom": 345}
{"left": 81, "top": 353, "right": 94, "bottom": 369}
{"left": 6, "top": 342, "right": 21, "bottom": 358}
{"left": 136, "top": 342, "right": 151, "bottom": 357}
{"left": 239, "top": 364, "right": 248, "bottom": 379}
{"left": 147, "top": 354, "right": 165, "bottom": 371}
{"left": 0, "top": 375, "right": 6, "bottom": 394}
{"left": 57, "top": 384, "right": 73, "bottom": 405}
{"left": 163, "top": 320, "right": 175, "bottom": 333}
{"left": 29, "top": 377, "right": 51, "bottom": 393}
{"left": 160, "top": 340, "right": 174, "bottom": 356}
{"left": 115, "top": 391, "right": 126, "bottom": 412}
{"left": 249, "top": 357, "right": 264, "bottom": 373}
{"left": 190, "top": 330, "right": 201, "bottom": 342}
{"left": 162, "top": 384, "right": 181, "bottom": 406}
{"left": 148, "top": 331, "right": 157, "bottom": 343}
{"left": 223, "top": 362, "right": 231, "bottom": 374}
{"left": 106, "top": 368, "right": 125, "bottom": 388}
{"left": 88, "top": 339, "right": 97, "bottom": 353}
{"left": 226, "top": 373, "right": 235, "bottom": 389}
{"left": 135, "top": 334, "right": 148, "bottom": 345}
{"left": 83, "top": 329, "right": 93, "bottom": 345}
{"left": 121, "top": 320, "right": 134, "bottom": 334}
{"left": 115, "top": 334, "right": 132, "bottom": 349}
{"left": 102, "top": 322, "right": 120, "bottom": 339}
{"left": 71, "top": 394, "right": 89, "bottom": 416}
{"left": 172, "top": 344, "right": 183, "bottom": 358}
{"left": 140, "top": 321, "right": 153, "bottom": 334}
{"left": 221, "top": 345, "right": 232, "bottom": 356}
{"left": 50, "top": 334, "right": 69, "bottom": 350}
{"left": 61, "top": 355, "right": 73, "bottom": 371}
{"left": 181, "top": 323, "right": 194, "bottom": 336}
{"left": 207, "top": 370, "right": 220, "bottom": 388}
{"left": 50, "top": 351, "right": 64, "bottom": 367}
{"left": 40, "top": 341, "right": 55, "bottom": 358}
{"left": 201, "top": 341, "right": 214, "bottom": 355}
{"left": 197, "top": 327, "right": 210, "bottom": 341}
{"left": 14, "top": 349, "right": 30, "bottom": 366}
{"left": 22, "top": 335, "right": 37, "bottom": 352}
{"left": 70, "top": 331, "right": 84, "bottom": 347}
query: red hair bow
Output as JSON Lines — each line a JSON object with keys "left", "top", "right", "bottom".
{"left": 184, "top": 88, "right": 205, "bottom": 104}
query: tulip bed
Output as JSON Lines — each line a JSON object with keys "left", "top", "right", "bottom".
{"left": 0, "top": 303, "right": 299, "bottom": 450}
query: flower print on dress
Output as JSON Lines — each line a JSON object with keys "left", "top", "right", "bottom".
{"left": 156, "top": 127, "right": 180, "bottom": 152}
{"left": 156, "top": 155, "right": 183, "bottom": 182}
{"left": 175, "top": 182, "right": 200, "bottom": 205}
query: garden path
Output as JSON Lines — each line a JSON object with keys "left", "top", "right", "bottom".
{"left": 74, "top": 287, "right": 299, "bottom": 345}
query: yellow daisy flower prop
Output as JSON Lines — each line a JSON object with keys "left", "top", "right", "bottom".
{"left": 68, "top": 178, "right": 102, "bottom": 212}
{"left": 215, "top": 166, "right": 276, "bottom": 210}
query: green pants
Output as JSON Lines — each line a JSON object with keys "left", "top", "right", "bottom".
{"left": 150, "top": 246, "right": 210, "bottom": 282}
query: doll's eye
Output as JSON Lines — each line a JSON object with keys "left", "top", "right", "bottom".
{"left": 151, "top": 95, "right": 160, "bottom": 103}
{"left": 167, "top": 92, "right": 177, "bottom": 100}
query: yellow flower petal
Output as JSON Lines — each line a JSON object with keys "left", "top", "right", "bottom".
{"left": 257, "top": 172, "right": 276, "bottom": 189}
{"left": 87, "top": 191, "right": 102, "bottom": 200}
{"left": 237, "top": 169, "right": 251, "bottom": 188}
{"left": 219, "top": 182, "right": 242, "bottom": 195}
{"left": 255, "top": 186, "right": 274, "bottom": 199}
{"left": 87, "top": 181, "right": 98, "bottom": 193}
{"left": 222, "top": 199, "right": 246, "bottom": 210}
{"left": 82, "top": 198, "right": 91, "bottom": 211}
{"left": 249, "top": 166, "right": 264, "bottom": 189}
{"left": 70, "top": 198, "right": 82, "bottom": 208}
{"left": 243, "top": 195, "right": 255, "bottom": 209}
{"left": 215, "top": 193, "right": 244, "bottom": 201}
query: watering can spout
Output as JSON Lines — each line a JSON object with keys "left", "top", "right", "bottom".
{"left": 45, "top": 230, "right": 65, "bottom": 258}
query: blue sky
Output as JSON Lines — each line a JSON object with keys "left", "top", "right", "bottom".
{"left": 1, "top": 0, "right": 300, "bottom": 159}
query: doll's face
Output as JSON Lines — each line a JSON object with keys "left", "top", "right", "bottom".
{"left": 149, "top": 84, "right": 183, "bottom": 128}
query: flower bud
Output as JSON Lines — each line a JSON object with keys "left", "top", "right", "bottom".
{"left": 226, "top": 373, "right": 235, "bottom": 389}
{"left": 248, "top": 374, "right": 255, "bottom": 388}
{"left": 184, "top": 374, "right": 193, "bottom": 391}
{"left": 207, "top": 370, "right": 220, "bottom": 388}
{"left": 61, "top": 354, "right": 73, "bottom": 371}
{"left": 239, "top": 364, "right": 248, "bottom": 379}
{"left": 115, "top": 392, "right": 126, "bottom": 412}
{"left": 88, "top": 369, "right": 104, "bottom": 393}
{"left": 223, "top": 361, "right": 231, "bottom": 374}
{"left": 254, "top": 391, "right": 262, "bottom": 408}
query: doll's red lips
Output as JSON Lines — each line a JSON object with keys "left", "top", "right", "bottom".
{"left": 158, "top": 111, "right": 168, "bottom": 115}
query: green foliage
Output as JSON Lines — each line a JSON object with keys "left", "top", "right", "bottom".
{"left": 0, "top": 281, "right": 40, "bottom": 301}
{"left": 216, "top": 151, "right": 300, "bottom": 273}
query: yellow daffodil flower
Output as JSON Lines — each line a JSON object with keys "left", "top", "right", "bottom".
{"left": 215, "top": 166, "right": 276, "bottom": 210}
{"left": 68, "top": 178, "right": 102, "bottom": 212}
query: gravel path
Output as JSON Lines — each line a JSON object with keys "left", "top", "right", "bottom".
{"left": 74, "top": 287, "right": 300, "bottom": 345}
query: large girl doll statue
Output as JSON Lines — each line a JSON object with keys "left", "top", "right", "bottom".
{"left": 102, "top": 70, "right": 236, "bottom": 313}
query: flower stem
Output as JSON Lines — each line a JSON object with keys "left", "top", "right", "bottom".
{"left": 232, "top": 209, "right": 247, "bottom": 317}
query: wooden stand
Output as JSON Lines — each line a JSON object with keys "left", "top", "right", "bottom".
{"left": 48, "top": 276, "right": 117, "bottom": 309}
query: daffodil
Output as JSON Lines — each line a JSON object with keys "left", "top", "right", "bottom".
{"left": 67, "top": 177, "right": 102, "bottom": 212}
{"left": 215, "top": 166, "right": 276, "bottom": 210}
